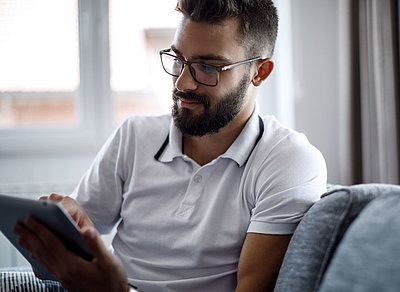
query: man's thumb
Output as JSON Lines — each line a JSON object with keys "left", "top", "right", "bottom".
{"left": 81, "top": 226, "right": 108, "bottom": 262}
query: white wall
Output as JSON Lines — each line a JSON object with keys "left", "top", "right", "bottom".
{"left": 261, "top": 0, "right": 352, "bottom": 185}
{"left": 258, "top": 0, "right": 295, "bottom": 130}
{"left": 290, "top": 0, "right": 352, "bottom": 185}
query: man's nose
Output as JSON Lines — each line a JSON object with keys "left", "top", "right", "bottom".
{"left": 175, "top": 65, "right": 198, "bottom": 91}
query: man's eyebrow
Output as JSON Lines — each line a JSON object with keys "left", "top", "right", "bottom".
{"left": 193, "top": 54, "right": 231, "bottom": 63}
{"left": 170, "top": 45, "right": 231, "bottom": 63}
{"left": 171, "top": 45, "right": 183, "bottom": 57}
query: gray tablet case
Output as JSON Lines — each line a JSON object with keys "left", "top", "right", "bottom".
{"left": 0, "top": 193, "right": 93, "bottom": 281}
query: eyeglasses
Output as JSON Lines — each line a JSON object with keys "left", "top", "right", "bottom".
{"left": 159, "top": 48, "right": 262, "bottom": 87}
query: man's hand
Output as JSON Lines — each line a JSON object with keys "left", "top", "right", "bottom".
{"left": 39, "top": 193, "right": 93, "bottom": 230}
{"left": 13, "top": 196, "right": 130, "bottom": 292}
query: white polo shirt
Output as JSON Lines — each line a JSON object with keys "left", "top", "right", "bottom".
{"left": 71, "top": 109, "right": 327, "bottom": 292}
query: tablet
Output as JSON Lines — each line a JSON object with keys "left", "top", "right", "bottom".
{"left": 0, "top": 193, "right": 94, "bottom": 281}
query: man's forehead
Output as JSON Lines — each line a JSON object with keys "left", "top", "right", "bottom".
{"left": 170, "top": 45, "right": 232, "bottom": 63}
{"left": 172, "top": 17, "right": 245, "bottom": 62}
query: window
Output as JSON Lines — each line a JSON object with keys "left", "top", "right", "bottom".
{"left": 0, "top": 0, "right": 181, "bottom": 153}
{"left": 109, "top": 0, "right": 180, "bottom": 122}
{"left": 0, "top": 0, "right": 294, "bottom": 158}
{"left": 0, "top": 0, "right": 79, "bottom": 129}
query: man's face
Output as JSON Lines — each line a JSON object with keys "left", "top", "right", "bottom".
{"left": 170, "top": 18, "right": 253, "bottom": 136}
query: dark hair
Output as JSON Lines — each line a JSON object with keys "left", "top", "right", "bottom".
{"left": 176, "top": 0, "right": 278, "bottom": 57}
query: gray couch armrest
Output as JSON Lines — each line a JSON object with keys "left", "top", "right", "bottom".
{"left": 274, "top": 183, "right": 400, "bottom": 292}
{"left": 319, "top": 188, "right": 400, "bottom": 291}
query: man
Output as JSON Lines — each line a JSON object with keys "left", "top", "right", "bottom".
{"left": 14, "top": 0, "right": 327, "bottom": 291}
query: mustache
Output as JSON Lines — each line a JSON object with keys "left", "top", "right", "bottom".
{"left": 173, "top": 89, "right": 211, "bottom": 107}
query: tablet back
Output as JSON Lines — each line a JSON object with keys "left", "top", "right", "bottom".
{"left": 0, "top": 194, "right": 93, "bottom": 281}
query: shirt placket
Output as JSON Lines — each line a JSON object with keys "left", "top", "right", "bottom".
{"left": 177, "top": 167, "right": 206, "bottom": 218}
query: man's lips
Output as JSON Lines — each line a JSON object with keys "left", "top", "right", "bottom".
{"left": 179, "top": 98, "right": 203, "bottom": 109}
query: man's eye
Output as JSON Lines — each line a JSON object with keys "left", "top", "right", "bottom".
{"left": 197, "top": 64, "right": 215, "bottom": 74}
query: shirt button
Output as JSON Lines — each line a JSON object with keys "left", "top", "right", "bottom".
{"left": 193, "top": 174, "right": 202, "bottom": 183}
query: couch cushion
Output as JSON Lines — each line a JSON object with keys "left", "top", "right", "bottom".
{"left": 319, "top": 188, "right": 400, "bottom": 292}
{"left": 274, "top": 184, "right": 400, "bottom": 292}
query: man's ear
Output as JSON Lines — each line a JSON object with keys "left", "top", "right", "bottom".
{"left": 252, "top": 58, "right": 274, "bottom": 87}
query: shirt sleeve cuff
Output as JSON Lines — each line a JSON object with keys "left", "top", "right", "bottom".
{"left": 247, "top": 220, "right": 298, "bottom": 235}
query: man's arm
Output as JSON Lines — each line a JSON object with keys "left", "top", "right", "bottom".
{"left": 236, "top": 233, "right": 291, "bottom": 292}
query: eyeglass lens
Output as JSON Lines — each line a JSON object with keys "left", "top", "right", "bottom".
{"left": 161, "top": 53, "right": 218, "bottom": 86}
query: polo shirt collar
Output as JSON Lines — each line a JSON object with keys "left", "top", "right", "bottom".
{"left": 220, "top": 108, "right": 261, "bottom": 167}
{"left": 155, "top": 121, "right": 184, "bottom": 163}
{"left": 155, "top": 107, "right": 262, "bottom": 167}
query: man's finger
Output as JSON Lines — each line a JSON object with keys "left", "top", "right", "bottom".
{"left": 15, "top": 231, "right": 33, "bottom": 253}
{"left": 24, "top": 217, "right": 63, "bottom": 251}
{"left": 14, "top": 223, "right": 34, "bottom": 252}
{"left": 48, "top": 193, "right": 64, "bottom": 202}
{"left": 81, "top": 226, "right": 110, "bottom": 264}
{"left": 39, "top": 193, "right": 63, "bottom": 202}
{"left": 22, "top": 217, "right": 91, "bottom": 278}
{"left": 14, "top": 220, "right": 60, "bottom": 270}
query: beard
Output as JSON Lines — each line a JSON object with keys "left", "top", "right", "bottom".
{"left": 171, "top": 73, "right": 251, "bottom": 136}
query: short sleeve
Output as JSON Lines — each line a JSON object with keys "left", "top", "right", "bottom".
{"left": 247, "top": 133, "right": 327, "bottom": 235}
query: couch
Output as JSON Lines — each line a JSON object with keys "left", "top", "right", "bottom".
{"left": 2, "top": 183, "right": 400, "bottom": 291}
{"left": 274, "top": 183, "right": 400, "bottom": 292}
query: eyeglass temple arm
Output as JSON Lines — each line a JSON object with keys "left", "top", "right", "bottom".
{"left": 220, "top": 57, "right": 263, "bottom": 71}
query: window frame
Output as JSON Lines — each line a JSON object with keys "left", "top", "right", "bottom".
{"left": 0, "top": 0, "right": 113, "bottom": 156}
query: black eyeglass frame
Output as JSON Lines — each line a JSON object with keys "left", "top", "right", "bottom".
{"left": 159, "top": 48, "right": 263, "bottom": 87}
